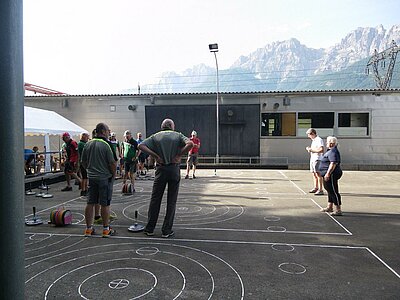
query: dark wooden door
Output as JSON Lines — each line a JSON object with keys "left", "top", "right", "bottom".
{"left": 145, "top": 104, "right": 259, "bottom": 157}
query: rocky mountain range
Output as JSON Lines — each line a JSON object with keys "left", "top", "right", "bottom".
{"left": 132, "top": 24, "right": 400, "bottom": 94}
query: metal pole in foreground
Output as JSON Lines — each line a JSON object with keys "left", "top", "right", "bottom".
{"left": 0, "top": 0, "right": 25, "bottom": 299}
{"left": 209, "top": 43, "right": 219, "bottom": 176}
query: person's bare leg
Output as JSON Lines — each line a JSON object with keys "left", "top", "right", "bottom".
{"left": 312, "top": 173, "right": 318, "bottom": 190}
{"left": 123, "top": 168, "right": 130, "bottom": 184}
{"left": 317, "top": 174, "right": 324, "bottom": 192}
{"left": 95, "top": 204, "right": 101, "bottom": 217}
{"left": 193, "top": 164, "right": 197, "bottom": 176}
{"left": 82, "top": 178, "right": 88, "bottom": 192}
{"left": 130, "top": 170, "right": 136, "bottom": 188}
{"left": 66, "top": 174, "right": 71, "bottom": 187}
{"left": 185, "top": 163, "right": 190, "bottom": 177}
{"left": 72, "top": 172, "right": 82, "bottom": 185}
{"left": 85, "top": 204, "right": 95, "bottom": 227}
{"left": 101, "top": 205, "right": 111, "bottom": 227}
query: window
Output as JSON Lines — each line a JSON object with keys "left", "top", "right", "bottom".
{"left": 261, "top": 113, "right": 296, "bottom": 136}
{"left": 261, "top": 111, "right": 369, "bottom": 137}
{"left": 297, "top": 112, "right": 334, "bottom": 136}
{"left": 338, "top": 113, "right": 369, "bottom": 136}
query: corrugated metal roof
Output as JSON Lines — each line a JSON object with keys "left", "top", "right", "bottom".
{"left": 25, "top": 88, "right": 400, "bottom": 98}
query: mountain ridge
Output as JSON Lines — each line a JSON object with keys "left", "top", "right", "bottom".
{"left": 128, "top": 24, "right": 400, "bottom": 94}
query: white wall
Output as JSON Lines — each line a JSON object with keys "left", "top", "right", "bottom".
{"left": 259, "top": 93, "right": 400, "bottom": 167}
{"left": 25, "top": 91, "right": 400, "bottom": 169}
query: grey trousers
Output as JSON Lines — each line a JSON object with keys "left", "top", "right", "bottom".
{"left": 145, "top": 164, "right": 180, "bottom": 234}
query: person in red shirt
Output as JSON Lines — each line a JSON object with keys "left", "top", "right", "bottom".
{"left": 185, "top": 130, "right": 201, "bottom": 179}
{"left": 61, "top": 132, "right": 82, "bottom": 191}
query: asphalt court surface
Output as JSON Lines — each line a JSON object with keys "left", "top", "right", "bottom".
{"left": 25, "top": 169, "right": 400, "bottom": 299}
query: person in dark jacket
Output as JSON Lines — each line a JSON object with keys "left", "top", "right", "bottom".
{"left": 318, "top": 136, "right": 343, "bottom": 216}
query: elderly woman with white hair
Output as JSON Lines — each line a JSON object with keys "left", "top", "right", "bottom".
{"left": 318, "top": 136, "right": 343, "bottom": 216}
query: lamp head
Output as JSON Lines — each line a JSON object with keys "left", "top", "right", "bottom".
{"left": 209, "top": 43, "right": 219, "bottom": 52}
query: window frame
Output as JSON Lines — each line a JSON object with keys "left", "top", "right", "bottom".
{"left": 260, "top": 110, "right": 371, "bottom": 138}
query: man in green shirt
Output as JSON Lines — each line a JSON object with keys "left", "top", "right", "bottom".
{"left": 138, "top": 119, "right": 193, "bottom": 238}
{"left": 81, "top": 123, "right": 117, "bottom": 238}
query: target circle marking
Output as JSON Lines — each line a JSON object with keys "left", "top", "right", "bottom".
{"left": 271, "top": 244, "right": 295, "bottom": 252}
{"left": 108, "top": 278, "right": 130, "bottom": 290}
{"left": 78, "top": 267, "right": 157, "bottom": 299}
{"left": 278, "top": 262, "right": 306, "bottom": 275}
{"left": 267, "top": 226, "right": 287, "bottom": 232}
{"left": 264, "top": 216, "right": 281, "bottom": 222}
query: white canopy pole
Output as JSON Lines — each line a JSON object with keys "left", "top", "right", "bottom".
{"left": 44, "top": 134, "right": 51, "bottom": 172}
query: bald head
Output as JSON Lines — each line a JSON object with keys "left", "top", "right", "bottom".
{"left": 161, "top": 118, "right": 175, "bottom": 130}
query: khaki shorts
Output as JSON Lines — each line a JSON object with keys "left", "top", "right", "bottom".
{"left": 310, "top": 160, "right": 319, "bottom": 173}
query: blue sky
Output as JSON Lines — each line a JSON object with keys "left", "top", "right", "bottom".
{"left": 23, "top": 0, "right": 400, "bottom": 94}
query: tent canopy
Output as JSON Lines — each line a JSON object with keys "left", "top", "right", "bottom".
{"left": 24, "top": 106, "right": 87, "bottom": 136}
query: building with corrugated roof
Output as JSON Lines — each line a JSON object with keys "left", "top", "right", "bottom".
{"left": 25, "top": 89, "right": 400, "bottom": 170}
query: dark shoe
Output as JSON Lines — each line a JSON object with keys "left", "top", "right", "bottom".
{"left": 193, "top": 174, "right": 196, "bottom": 179}
{"left": 80, "top": 190, "right": 87, "bottom": 196}
{"left": 144, "top": 230, "right": 154, "bottom": 236}
{"left": 61, "top": 186, "right": 72, "bottom": 192}
{"left": 185, "top": 175, "right": 189, "bottom": 179}
{"left": 162, "top": 231, "right": 175, "bottom": 238}
{"left": 309, "top": 188, "right": 318, "bottom": 193}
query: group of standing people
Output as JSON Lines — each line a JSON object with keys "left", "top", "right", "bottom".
{"left": 61, "top": 119, "right": 195, "bottom": 238}
{"left": 61, "top": 130, "right": 149, "bottom": 194}
{"left": 59, "top": 121, "right": 342, "bottom": 239}
{"left": 306, "top": 128, "right": 343, "bottom": 216}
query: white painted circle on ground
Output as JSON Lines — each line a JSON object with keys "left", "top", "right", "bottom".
{"left": 136, "top": 247, "right": 160, "bottom": 256}
{"left": 27, "top": 234, "right": 51, "bottom": 242}
{"left": 78, "top": 267, "right": 157, "bottom": 299}
{"left": 271, "top": 244, "right": 295, "bottom": 252}
{"left": 29, "top": 240, "right": 244, "bottom": 299}
{"left": 267, "top": 226, "right": 286, "bottom": 232}
{"left": 71, "top": 212, "right": 85, "bottom": 224}
{"left": 264, "top": 216, "right": 281, "bottom": 222}
{"left": 278, "top": 263, "right": 306, "bottom": 275}
{"left": 123, "top": 198, "right": 243, "bottom": 225}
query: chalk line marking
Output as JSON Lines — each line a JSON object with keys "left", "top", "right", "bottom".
{"left": 279, "top": 170, "right": 353, "bottom": 235}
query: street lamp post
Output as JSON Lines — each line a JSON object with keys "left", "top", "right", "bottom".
{"left": 209, "top": 43, "right": 219, "bottom": 175}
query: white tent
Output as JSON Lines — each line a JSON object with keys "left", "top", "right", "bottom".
{"left": 24, "top": 106, "right": 87, "bottom": 136}
{"left": 24, "top": 106, "right": 88, "bottom": 171}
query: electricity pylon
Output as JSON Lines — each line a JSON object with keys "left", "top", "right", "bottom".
{"left": 366, "top": 40, "right": 400, "bottom": 89}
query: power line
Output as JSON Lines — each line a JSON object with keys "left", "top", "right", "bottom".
{"left": 152, "top": 65, "right": 366, "bottom": 80}
{"left": 142, "top": 71, "right": 380, "bottom": 88}
{"left": 136, "top": 63, "right": 400, "bottom": 93}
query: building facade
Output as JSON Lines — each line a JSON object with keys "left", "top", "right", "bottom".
{"left": 25, "top": 89, "right": 400, "bottom": 170}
